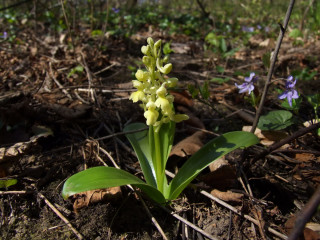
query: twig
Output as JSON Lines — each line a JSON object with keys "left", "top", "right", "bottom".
{"left": 251, "top": 0, "right": 296, "bottom": 133}
{"left": 200, "top": 190, "right": 288, "bottom": 240}
{"left": 49, "top": 62, "right": 72, "bottom": 100}
{"left": 159, "top": 204, "right": 220, "bottom": 240}
{"left": 287, "top": 186, "right": 320, "bottom": 240}
{"left": 253, "top": 122, "right": 320, "bottom": 162}
{"left": 165, "top": 170, "right": 287, "bottom": 239}
{"left": 0, "top": 190, "right": 33, "bottom": 195}
{"left": 93, "top": 63, "right": 116, "bottom": 76}
{"left": 38, "top": 192, "right": 84, "bottom": 240}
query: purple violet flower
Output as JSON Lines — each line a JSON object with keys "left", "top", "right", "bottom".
{"left": 112, "top": 7, "right": 120, "bottom": 13}
{"left": 278, "top": 76, "right": 299, "bottom": 107}
{"left": 235, "top": 72, "right": 258, "bottom": 94}
{"left": 0, "top": 32, "right": 7, "bottom": 39}
{"left": 242, "top": 26, "right": 254, "bottom": 33}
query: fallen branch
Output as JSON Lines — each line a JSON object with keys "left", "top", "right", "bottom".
{"left": 287, "top": 186, "right": 320, "bottom": 240}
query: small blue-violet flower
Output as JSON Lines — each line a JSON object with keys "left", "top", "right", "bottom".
{"left": 278, "top": 76, "right": 299, "bottom": 107}
{"left": 242, "top": 26, "right": 254, "bottom": 33}
{"left": 235, "top": 72, "right": 258, "bottom": 94}
{"left": 0, "top": 32, "right": 7, "bottom": 39}
{"left": 112, "top": 7, "right": 120, "bottom": 13}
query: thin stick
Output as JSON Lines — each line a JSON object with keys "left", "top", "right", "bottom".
{"left": 253, "top": 122, "right": 320, "bottom": 162}
{"left": 165, "top": 170, "right": 287, "bottom": 239}
{"left": 49, "top": 62, "right": 72, "bottom": 100}
{"left": 287, "top": 186, "right": 320, "bottom": 240}
{"left": 200, "top": 190, "right": 288, "bottom": 240}
{"left": 38, "top": 192, "right": 84, "bottom": 240}
{"left": 251, "top": 0, "right": 296, "bottom": 133}
{"left": 0, "top": 190, "right": 32, "bottom": 195}
{"left": 159, "top": 204, "right": 220, "bottom": 240}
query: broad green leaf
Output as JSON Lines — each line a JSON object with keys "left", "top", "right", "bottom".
{"left": 168, "top": 131, "right": 259, "bottom": 200}
{"left": 62, "top": 166, "right": 165, "bottom": 203}
{"left": 0, "top": 179, "right": 17, "bottom": 188}
{"left": 220, "top": 38, "right": 227, "bottom": 53}
{"left": 124, "top": 123, "right": 157, "bottom": 188}
{"left": 159, "top": 121, "right": 175, "bottom": 165}
{"left": 258, "top": 110, "right": 294, "bottom": 130}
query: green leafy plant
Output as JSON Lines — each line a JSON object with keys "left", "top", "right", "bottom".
{"left": 258, "top": 110, "right": 295, "bottom": 130}
{"left": 62, "top": 38, "right": 259, "bottom": 204}
{"left": 67, "top": 65, "right": 84, "bottom": 78}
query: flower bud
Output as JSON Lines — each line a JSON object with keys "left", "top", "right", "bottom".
{"left": 156, "top": 85, "right": 167, "bottom": 96}
{"left": 167, "top": 78, "right": 178, "bottom": 87}
{"left": 163, "top": 56, "right": 169, "bottom": 63}
{"left": 141, "top": 45, "right": 148, "bottom": 55}
{"left": 146, "top": 101, "right": 156, "bottom": 109}
{"left": 147, "top": 37, "right": 154, "bottom": 46}
{"left": 132, "top": 80, "right": 142, "bottom": 89}
{"left": 142, "top": 56, "right": 151, "bottom": 66}
{"left": 161, "top": 63, "right": 172, "bottom": 75}
{"left": 154, "top": 39, "right": 162, "bottom": 50}
{"left": 135, "top": 69, "right": 148, "bottom": 82}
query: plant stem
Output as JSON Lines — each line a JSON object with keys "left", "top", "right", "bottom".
{"left": 251, "top": 0, "right": 296, "bottom": 133}
{"left": 154, "top": 130, "right": 164, "bottom": 193}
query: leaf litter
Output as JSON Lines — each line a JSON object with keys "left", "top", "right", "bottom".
{"left": 0, "top": 18, "right": 320, "bottom": 240}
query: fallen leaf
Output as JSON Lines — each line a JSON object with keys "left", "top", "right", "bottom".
{"left": 170, "top": 131, "right": 205, "bottom": 158}
{"left": 72, "top": 187, "right": 122, "bottom": 212}
{"left": 285, "top": 215, "right": 320, "bottom": 240}
{"left": 242, "top": 126, "right": 288, "bottom": 146}
{"left": 210, "top": 189, "right": 243, "bottom": 203}
{"left": 199, "top": 157, "right": 237, "bottom": 190}
{"left": 295, "top": 153, "right": 315, "bottom": 162}
{"left": 170, "top": 90, "right": 193, "bottom": 108}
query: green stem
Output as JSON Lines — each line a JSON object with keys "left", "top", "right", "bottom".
{"left": 154, "top": 130, "right": 164, "bottom": 193}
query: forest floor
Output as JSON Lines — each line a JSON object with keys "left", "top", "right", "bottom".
{"left": 0, "top": 25, "right": 320, "bottom": 240}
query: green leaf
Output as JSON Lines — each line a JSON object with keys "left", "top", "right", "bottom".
{"left": 187, "top": 84, "right": 199, "bottom": 98}
{"left": 168, "top": 131, "right": 259, "bottom": 200}
{"left": 62, "top": 166, "right": 165, "bottom": 203}
{"left": 210, "top": 77, "right": 230, "bottom": 84}
{"left": 124, "top": 123, "right": 157, "bottom": 188}
{"left": 199, "top": 81, "right": 209, "bottom": 100}
{"left": 216, "top": 65, "right": 225, "bottom": 73}
{"left": 220, "top": 38, "right": 227, "bottom": 53}
{"left": 258, "top": 110, "right": 294, "bottom": 130}
{"left": 0, "top": 179, "right": 17, "bottom": 188}
{"left": 289, "top": 28, "right": 302, "bottom": 39}
{"left": 163, "top": 42, "right": 174, "bottom": 55}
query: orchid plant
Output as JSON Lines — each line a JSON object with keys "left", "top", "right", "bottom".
{"left": 62, "top": 38, "right": 259, "bottom": 204}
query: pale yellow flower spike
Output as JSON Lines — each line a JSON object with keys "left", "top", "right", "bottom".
{"left": 130, "top": 37, "right": 189, "bottom": 126}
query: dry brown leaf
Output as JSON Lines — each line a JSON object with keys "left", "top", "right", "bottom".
{"left": 199, "top": 158, "right": 237, "bottom": 190}
{"left": 242, "top": 126, "right": 288, "bottom": 146}
{"left": 72, "top": 187, "right": 122, "bottom": 212}
{"left": 170, "top": 131, "right": 205, "bottom": 158}
{"left": 210, "top": 189, "right": 243, "bottom": 203}
{"left": 170, "top": 90, "right": 193, "bottom": 108}
{"left": 285, "top": 215, "right": 320, "bottom": 240}
{"left": 48, "top": 103, "right": 91, "bottom": 119}
{"left": 295, "top": 153, "right": 315, "bottom": 162}
{"left": 176, "top": 105, "right": 205, "bottom": 131}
